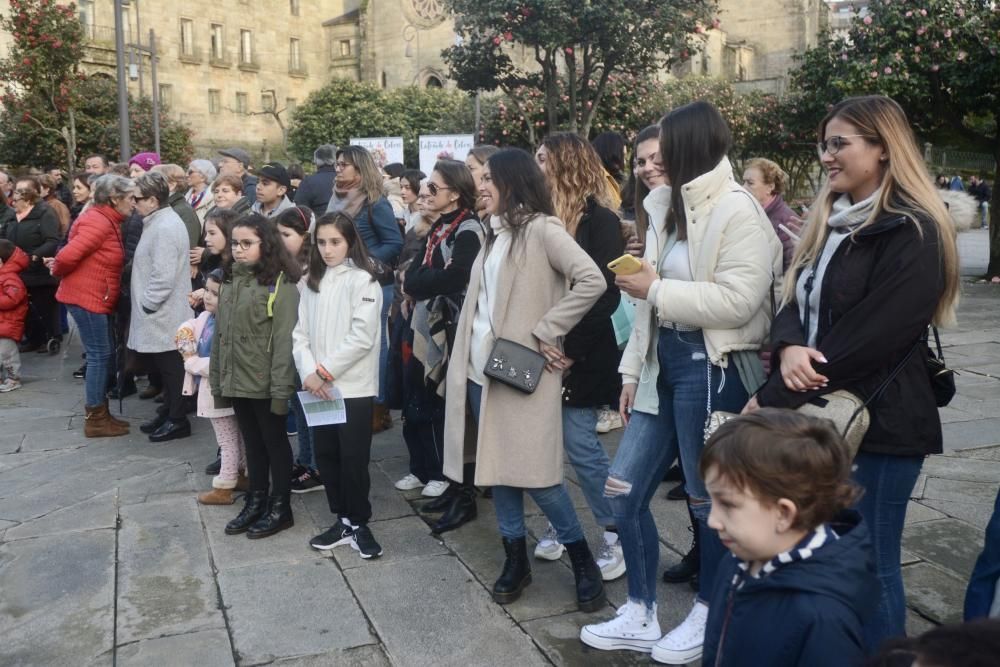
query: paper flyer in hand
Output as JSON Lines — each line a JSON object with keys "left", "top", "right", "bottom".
{"left": 297, "top": 387, "right": 347, "bottom": 426}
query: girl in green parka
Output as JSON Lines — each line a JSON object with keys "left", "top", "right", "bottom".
{"left": 210, "top": 213, "right": 302, "bottom": 539}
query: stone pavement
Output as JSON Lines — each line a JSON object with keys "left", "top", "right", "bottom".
{"left": 1, "top": 229, "right": 998, "bottom": 666}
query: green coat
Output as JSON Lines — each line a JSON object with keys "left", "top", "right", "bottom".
{"left": 210, "top": 261, "right": 299, "bottom": 414}
{"left": 168, "top": 191, "right": 202, "bottom": 249}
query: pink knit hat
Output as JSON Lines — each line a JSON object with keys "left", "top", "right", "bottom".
{"left": 128, "top": 152, "right": 161, "bottom": 171}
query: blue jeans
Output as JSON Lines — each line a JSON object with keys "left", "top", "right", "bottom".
{"left": 607, "top": 328, "right": 747, "bottom": 608}
{"left": 563, "top": 406, "right": 614, "bottom": 527}
{"left": 965, "top": 487, "right": 1000, "bottom": 619}
{"left": 291, "top": 392, "right": 315, "bottom": 468}
{"left": 853, "top": 451, "right": 924, "bottom": 651}
{"left": 68, "top": 305, "right": 112, "bottom": 407}
{"left": 376, "top": 284, "right": 392, "bottom": 405}
{"left": 467, "top": 380, "right": 584, "bottom": 543}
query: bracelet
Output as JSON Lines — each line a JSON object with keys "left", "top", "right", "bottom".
{"left": 316, "top": 364, "right": 334, "bottom": 383}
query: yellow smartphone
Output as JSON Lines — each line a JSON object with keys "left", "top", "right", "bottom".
{"left": 607, "top": 254, "right": 643, "bottom": 275}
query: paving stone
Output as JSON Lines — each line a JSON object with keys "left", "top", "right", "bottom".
{"left": 920, "top": 498, "right": 996, "bottom": 531}
{"left": 938, "top": 406, "right": 987, "bottom": 424}
{"left": 272, "top": 644, "right": 391, "bottom": 666}
{"left": 943, "top": 418, "right": 1000, "bottom": 451}
{"left": 5, "top": 414, "right": 74, "bottom": 434}
{"left": 18, "top": 428, "right": 92, "bottom": 452}
{"left": 0, "top": 531, "right": 115, "bottom": 666}
{"left": 199, "top": 497, "right": 325, "bottom": 572}
{"left": 921, "top": 455, "right": 1000, "bottom": 483}
{"left": 116, "top": 629, "right": 235, "bottom": 667}
{"left": 953, "top": 444, "right": 1000, "bottom": 462}
{"left": 117, "top": 463, "right": 196, "bottom": 505}
{"left": 939, "top": 331, "right": 1000, "bottom": 347}
{"left": 903, "top": 518, "right": 983, "bottom": 578}
{"left": 902, "top": 562, "right": 966, "bottom": 625}
{"left": 900, "top": 548, "right": 921, "bottom": 566}
{"left": 325, "top": 514, "right": 448, "bottom": 570}
{"left": 1, "top": 405, "right": 76, "bottom": 421}
{"left": 522, "top": 611, "right": 652, "bottom": 666}
{"left": 922, "top": 477, "right": 1000, "bottom": 504}
{"left": 116, "top": 499, "right": 227, "bottom": 645}
{"left": 904, "top": 501, "right": 946, "bottom": 525}
{"left": 0, "top": 449, "right": 66, "bottom": 473}
{"left": 219, "top": 559, "right": 375, "bottom": 666}
{"left": 945, "top": 343, "right": 1000, "bottom": 363}
{"left": 345, "top": 553, "right": 548, "bottom": 667}
{"left": 4, "top": 490, "right": 117, "bottom": 541}
{"left": 910, "top": 475, "right": 928, "bottom": 499}
{"left": 906, "top": 610, "right": 937, "bottom": 638}
{"left": 0, "top": 433, "right": 24, "bottom": 454}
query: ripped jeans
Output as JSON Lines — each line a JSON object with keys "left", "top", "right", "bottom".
{"left": 606, "top": 328, "right": 747, "bottom": 609}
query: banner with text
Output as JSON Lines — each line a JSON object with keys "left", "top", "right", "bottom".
{"left": 419, "top": 134, "right": 475, "bottom": 174}
{"left": 349, "top": 137, "right": 404, "bottom": 169}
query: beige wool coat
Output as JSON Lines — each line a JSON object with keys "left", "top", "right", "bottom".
{"left": 443, "top": 214, "right": 605, "bottom": 488}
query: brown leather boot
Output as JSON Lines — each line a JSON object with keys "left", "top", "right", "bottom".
{"left": 372, "top": 403, "right": 393, "bottom": 434}
{"left": 198, "top": 488, "right": 235, "bottom": 505}
{"left": 84, "top": 404, "right": 130, "bottom": 438}
{"left": 235, "top": 474, "right": 250, "bottom": 491}
{"left": 104, "top": 401, "right": 130, "bottom": 429}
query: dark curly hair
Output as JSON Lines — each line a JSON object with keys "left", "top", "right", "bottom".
{"left": 227, "top": 213, "right": 302, "bottom": 286}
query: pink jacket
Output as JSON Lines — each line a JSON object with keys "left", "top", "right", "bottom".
{"left": 177, "top": 311, "right": 234, "bottom": 419}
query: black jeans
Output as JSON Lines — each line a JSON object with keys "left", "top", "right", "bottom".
{"left": 313, "top": 397, "right": 374, "bottom": 526}
{"left": 25, "top": 284, "right": 61, "bottom": 343}
{"left": 401, "top": 355, "right": 446, "bottom": 483}
{"left": 138, "top": 351, "right": 186, "bottom": 420}
{"left": 232, "top": 398, "right": 294, "bottom": 495}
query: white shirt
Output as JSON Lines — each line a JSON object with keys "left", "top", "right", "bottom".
{"left": 467, "top": 217, "right": 511, "bottom": 385}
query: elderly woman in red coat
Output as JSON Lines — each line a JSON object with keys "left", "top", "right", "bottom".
{"left": 45, "top": 174, "right": 136, "bottom": 438}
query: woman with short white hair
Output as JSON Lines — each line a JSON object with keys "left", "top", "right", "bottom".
{"left": 186, "top": 159, "right": 218, "bottom": 224}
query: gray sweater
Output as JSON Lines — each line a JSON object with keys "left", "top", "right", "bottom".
{"left": 128, "top": 206, "right": 193, "bottom": 353}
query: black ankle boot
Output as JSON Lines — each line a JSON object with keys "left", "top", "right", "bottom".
{"left": 421, "top": 482, "right": 457, "bottom": 513}
{"left": 663, "top": 502, "right": 700, "bottom": 583}
{"left": 247, "top": 493, "right": 294, "bottom": 539}
{"left": 139, "top": 412, "right": 168, "bottom": 434}
{"left": 564, "top": 539, "right": 606, "bottom": 612}
{"left": 492, "top": 536, "right": 531, "bottom": 604}
{"left": 431, "top": 485, "right": 477, "bottom": 534}
{"left": 225, "top": 490, "right": 268, "bottom": 535}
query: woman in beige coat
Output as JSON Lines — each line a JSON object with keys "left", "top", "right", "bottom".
{"left": 443, "top": 148, "right": 607, "bottom": 612}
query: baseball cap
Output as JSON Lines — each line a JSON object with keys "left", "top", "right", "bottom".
{"left": 218, "top": 147, "right": 252, "bottom": 168}
{"left": 258, "top": 162, "right": 291, "bottom": 188}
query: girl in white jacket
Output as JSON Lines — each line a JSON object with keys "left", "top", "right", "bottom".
{"left": 293, "top": 212, "right": 385, "bottom": 560}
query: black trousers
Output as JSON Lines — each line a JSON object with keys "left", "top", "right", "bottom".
{"left": 313, "top": 397, "right": 374, "bottom": 527}
{"left": 25, "top": 284, "right": 61, "bottom": 343}
{"left": 401, "top": 354, "right": 446, "bottom": 483}
{"left": 138, "top": 351, "right": 185, "bottom": 420}
{"left": 232, "top": 397, "right": 293, "bottom": 495}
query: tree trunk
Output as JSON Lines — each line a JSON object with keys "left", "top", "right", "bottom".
{"left": 566, "top": 49, "right": 578, "bottom": 134}
{"left": 986, "top": 155, "right": 1000, "bottom": 279}
{"left": 65, "top": 107, "right": 77, "bottom": 176}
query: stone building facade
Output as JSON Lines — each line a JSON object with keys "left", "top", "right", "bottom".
{"left": 0, "top": 0, "right": 830, "bottom": 158}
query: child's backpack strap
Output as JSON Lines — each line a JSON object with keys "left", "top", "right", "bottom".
{"left": 267, "top": 271, "right": 284, "bottom": 318}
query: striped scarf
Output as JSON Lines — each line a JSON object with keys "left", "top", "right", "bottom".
{"left": 732, "top": 523, "right": 839, "bottom": 589}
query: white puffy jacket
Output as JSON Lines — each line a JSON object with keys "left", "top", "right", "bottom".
{"left": 619, "top": 158, "right": 783, "bottom": 415}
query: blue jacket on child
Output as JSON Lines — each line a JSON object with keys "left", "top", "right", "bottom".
{"left": 702, "top": 510, "right": 877, "bottom": 667}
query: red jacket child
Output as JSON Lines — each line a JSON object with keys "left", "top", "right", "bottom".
{"left": 0, "top": 245, "right": 29, "bottom": 342}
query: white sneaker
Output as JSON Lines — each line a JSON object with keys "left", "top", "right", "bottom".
{"left": 595, "top": 409, "right": 623, "bottom": 434}
{"left": 394, "top": 474, "right": 424, "bottom": 491}
{"left": 651, "top": 600, "right": 708, "bottom": 664}
{"left": 421, "top": 480, "right": 450, "bottom": 497}
{"left": 533, "top": 523, "right": 565, "bottom": 560}
{"left": 595, "top": 531, "right": 626, "bottom": 581}
{"left": 0, "top": 378, "right": 21, "bottom": 393}
{"left": 580, "top": 601, "right": 661, "bottom": 653}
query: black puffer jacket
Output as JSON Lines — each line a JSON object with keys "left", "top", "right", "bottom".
{"left": 562, "top": 200, "right": 623, "bottom": 408}
{"left": 757, "top": 212, "right": 946, "bottom": 457}
{"left": 0, "top": 201, "right": 60, "bottom": 287}
{"left": 404, "top": 208, "right": 481, "bottom": 302}
{"left": 294, "top": 165, "right": 337, "bottom": 218}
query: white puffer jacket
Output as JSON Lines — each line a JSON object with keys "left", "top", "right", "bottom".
{"left": 620, "top": 158, "right": 782, "bottom": 415}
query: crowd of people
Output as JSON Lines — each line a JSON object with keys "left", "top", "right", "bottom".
{"left": 1, "top": 92, "right": 999, "bottom": 665}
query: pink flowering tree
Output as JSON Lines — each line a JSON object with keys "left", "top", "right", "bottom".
{"left": 0, "top": 0, "right": 85, "bottom": 174}
{"left": 442, "top": 0, "right": 716, "bottom": 138}
{"left": 795, "top": 0, "right": 1000, "bottom": 275}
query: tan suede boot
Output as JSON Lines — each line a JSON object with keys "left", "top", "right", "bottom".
{"left": 372, "top": 403, "right": 393, "bottom": 434}
{"left": 198, "top": 488, "right": 235, "bottom": 505}
{"left": 84, "top": 404, "right": 130, "bottom": 438}
{"left": 104, "top": 401, "right": 130, "bottom": 429}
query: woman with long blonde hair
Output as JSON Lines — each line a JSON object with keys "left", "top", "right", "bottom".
{"left": 750, "top": 95, "right": 959, "bottom": 652}
{"left": 534, "top": 132, "right": 626, "bottom": 580}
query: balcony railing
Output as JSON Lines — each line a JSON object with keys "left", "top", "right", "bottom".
{"left": 288, "top": 58, "right": 308, "bottom": 77}
{"left": 81, "top": 23, "right": 119, "bottom": 47}
{"left": 209, "top": 51, "right": 232, "bottom": 68}
{"left": 238, "top": 55, "right": 260, "bottom": 72}
{"left": 179, "top": 46, "right": 203, "bottom": 64}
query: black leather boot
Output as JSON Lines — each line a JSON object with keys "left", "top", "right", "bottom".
{"left": 247, "top": 493, "right": 294, "bottom": 539}
{"left": 431, "top": 484, "right": 477, "bottom": 534}
{"left": 663, "top": 502, "right": 700, "bottom": 583}
{"left": 225, "top": 490, "right": 268, "bottom": 535}
{"left": 492, "top": 537, "right": 531, "bottom": 604}
{"left": 421, "top": 482, "right": 457, "bottom": 513}
{"left": 139, "top": 412, "right": 168, "bottom": 434}
{"left": 565, "top": 539, "right": 606, "bottom": 612}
